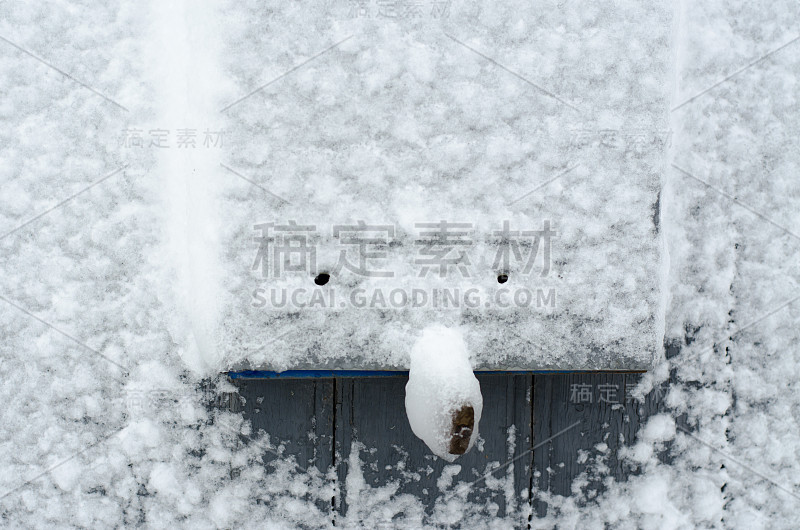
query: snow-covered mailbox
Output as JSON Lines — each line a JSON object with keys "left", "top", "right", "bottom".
{"left": 204, "top": 15, "right": 669, "bottom": 457}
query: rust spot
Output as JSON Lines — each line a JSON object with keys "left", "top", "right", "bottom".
{"left": 448, "top": 405, "right": 475, "bottom": 455}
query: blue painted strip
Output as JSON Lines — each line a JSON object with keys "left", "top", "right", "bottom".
{"left": 228, "top": 370, "right": 407, "bottom": 379}
{"left": 226, "top": 369, "right": 643, "bottom": 379}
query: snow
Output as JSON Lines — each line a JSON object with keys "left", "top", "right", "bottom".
{"left": 209, "top": 0, "right": 670, "bottom": 372}
{"left": 0, "top": 0, "right": 799, "bottom": 527}
{"left": 148, "top": 0, "right": 230, "bottom": 374}
{"left": 405, "top": 324, "right": 483, "bottom": 461}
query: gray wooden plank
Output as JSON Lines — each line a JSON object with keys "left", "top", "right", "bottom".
{"left": 531, "top": 371, "right": 667, "bottom": 517}
{"left": 334, "top": 374, "right": 532, "bottom": 523}
{"left": 226, "top": 364, "right": 676, "bottom": 523}
{"left": 229, "top": 378, "right": 335, "bottom": 514}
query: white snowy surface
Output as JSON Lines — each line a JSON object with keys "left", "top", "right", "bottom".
{"left": 405, "top": 325, "right": 483, "bottom": 460}
{"left": 0, "top": 0, "right": 799, "bottom": 527}
{"left": 211, "top": 0, "right": 669, "bottom": 371}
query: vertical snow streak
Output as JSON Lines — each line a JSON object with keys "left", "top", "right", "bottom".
{"left": 150, "top": 0, "right": 226, "bottom": 372}
{"left": 661, "top": 0, "right": 686, "bottom": 345}
{"left": 504, "top": 424, "right": 517, "bottom": 515}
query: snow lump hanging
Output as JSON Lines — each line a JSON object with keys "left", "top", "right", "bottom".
{"left": 405, "top": 324, "right": 483, "bottom": 461}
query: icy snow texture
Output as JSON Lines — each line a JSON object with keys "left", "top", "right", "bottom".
{"left": 405, "top": 325, "right": 483, "bottom": 461}
{"left": 212, "top": 0, "right": 670, "bottom": 371}
{"left": 1, "top": 0, "right": 799, "bottom": 527}
{"left": 529, "top": 1, "right": 800, "bottom": 527}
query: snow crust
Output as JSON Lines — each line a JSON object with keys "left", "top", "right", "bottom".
{"left": 210, "top": 0, "right": 670, "bottom": 372}
{"left": 0, "top": 0, "right": 798, "bottom": 527}
{"left": 405, "top": 325, "right": 483, "bottom": 461}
